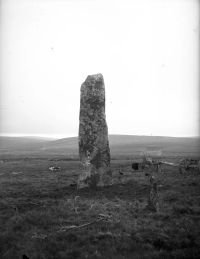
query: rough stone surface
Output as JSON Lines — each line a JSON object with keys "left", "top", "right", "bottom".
{"left": 148, "top": 176, "right": 159, "bottom": 212}
{"left": 78, "top": 73, "right": 111, "bottom": 189}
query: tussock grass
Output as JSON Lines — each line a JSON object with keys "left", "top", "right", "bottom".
{"left": 0, "top": 157, "right": 200, "bottom": 258}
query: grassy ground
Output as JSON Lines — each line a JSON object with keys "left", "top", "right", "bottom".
{"left": 0, "top": 156, "right": 200, "bottom": 259}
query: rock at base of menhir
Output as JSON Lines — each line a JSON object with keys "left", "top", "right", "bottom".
{"left": 78, "top": 73, "right": 111, "bottom": 189}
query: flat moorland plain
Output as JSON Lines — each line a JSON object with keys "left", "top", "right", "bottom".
{"left": 0, "top": 153, "right": 200, "bottom": 259}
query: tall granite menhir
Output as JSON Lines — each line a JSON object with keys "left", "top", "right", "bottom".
{"left": 78, "top": 74, "right": 111, "bottom": 188}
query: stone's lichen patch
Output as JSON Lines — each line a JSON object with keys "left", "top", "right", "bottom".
{"left": 78, "top": 73, "right": 111, "bottom": 189}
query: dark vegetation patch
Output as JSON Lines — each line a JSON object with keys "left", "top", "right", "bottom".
{"left": 0, "top": 156, "right": 200, "bottom": 258}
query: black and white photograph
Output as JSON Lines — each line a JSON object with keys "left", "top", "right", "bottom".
{"left": 0, "top": 0, "right": 200, "bottom": 258}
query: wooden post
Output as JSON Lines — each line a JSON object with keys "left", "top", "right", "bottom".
{"left": 148, "top": 176, "right": 159, "bottom": 212}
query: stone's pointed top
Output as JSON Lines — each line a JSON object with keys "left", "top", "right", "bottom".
{"left": 85, "top": 73, "right": 104, "bottom": 83}
{"left": 82, "top": 73, "right": 105, "bottom": 92}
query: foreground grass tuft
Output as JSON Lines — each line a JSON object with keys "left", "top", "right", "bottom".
{"left": 0, "top": 157, "right": 200, "bottom": 258}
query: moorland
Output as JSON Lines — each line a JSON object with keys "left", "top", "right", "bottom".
{"left": 0, "top": 135, "right": 200, "bottom": 259}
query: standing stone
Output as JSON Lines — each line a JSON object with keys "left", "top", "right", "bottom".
{"left": 78, "top": 73, "right": 111, "bottom": 189}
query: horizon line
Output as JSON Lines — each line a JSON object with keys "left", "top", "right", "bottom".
{"left": 0, "top": 133, "right": 199, "bottom": 139}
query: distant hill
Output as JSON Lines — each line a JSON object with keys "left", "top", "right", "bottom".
{"left": 0, "top": 135, "right": 199, "bottom": 157}
{"left": 42, "top": 137, "right": 78, "bottom": 151}
{"left": 108, "top": 135, "right": 200, "bottom": 156}
{"left": 0, "top": 136, "right": 52, "bottom": 150}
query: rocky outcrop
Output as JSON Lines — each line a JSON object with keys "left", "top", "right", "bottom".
{"left": 78, "top": 74, "right": 111, "bottom": 188}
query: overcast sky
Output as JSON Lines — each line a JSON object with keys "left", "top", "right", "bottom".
{"left": 0, "top": 0, "right": 199, "bottom": 138}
